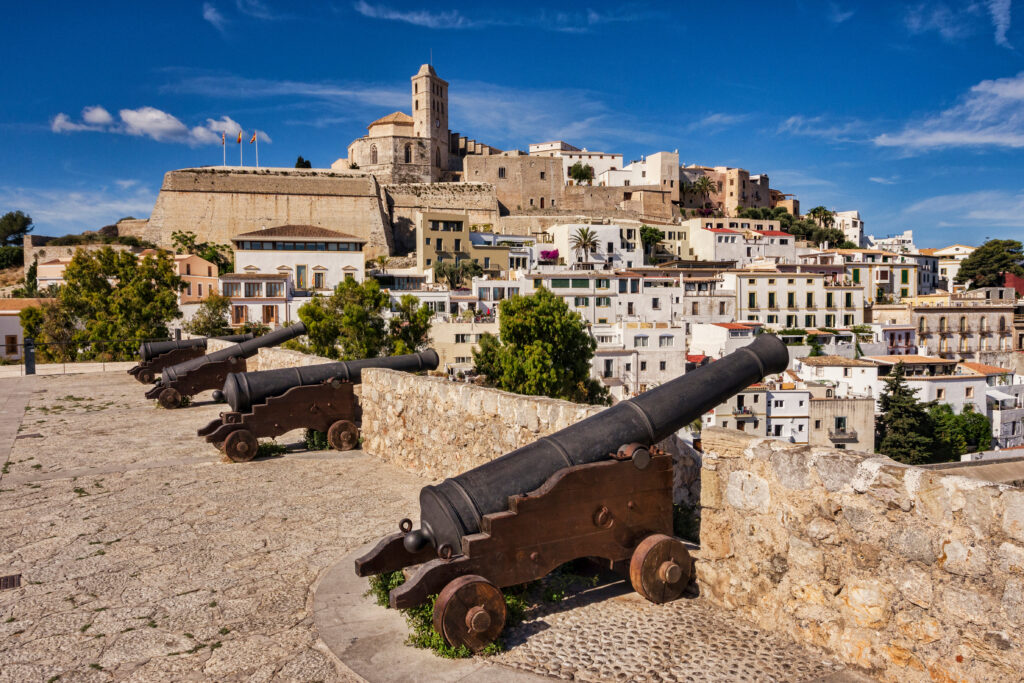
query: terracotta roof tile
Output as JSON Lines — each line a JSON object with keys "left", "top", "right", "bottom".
{"left": 799, "top": 355, "right": 878, "bottom": 367}
{"left": 0, "top": 298, "right": 56, "bottom": 311}
{"left": 233, "top": 225, "right": 366, "bottom": 241}
{"left": 959, "top": 361, "right": 1013, "bottom": 376}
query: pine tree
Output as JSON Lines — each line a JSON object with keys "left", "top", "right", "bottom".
{"left": 876, "top": 362, "right": 935, "bottom": 464}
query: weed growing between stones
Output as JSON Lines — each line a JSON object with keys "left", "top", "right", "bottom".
{"left": 366, "top": 559, "right": 600, "bottom": 659}
{"left": 304, "top": 429, "right": 329, "bottom": 451}
{"left": 256, "top": 441, "right": 287, "bottom": 458}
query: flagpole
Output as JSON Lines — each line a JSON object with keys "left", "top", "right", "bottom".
{"left": 256, "top": 134, "right": 260, "bottom": 169}
{"left": 222, "top": 136, "right": 226, "bottom": 166}
{"left": 240, "top": 132, "right": 243, "bottom": 167}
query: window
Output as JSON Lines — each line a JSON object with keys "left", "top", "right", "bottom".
{"left": 659, "top": 361, "right": 666, "bottom": 371}
{"left": 208, "top": 266, "right": 213, "bottom": 276}
{"left": 185, "top": 283, "right": 192, "bottom": 296}
{"left": 937, "top": 388, "right": 946, "bottom": 400}
{"left": 232, "top": 305, "right": 247, "bottom": 325}
{"left": 5, "top": 335, "right": 18, "bottom": 356}
{"left": 596, "top": 296, "right": 611, "bottom": 307}
{"left": 719, "top": 301, "right": 727, "bottom": 315}
{"left": 296, "top": 265, "right": 308, "bottom": 289}
{"left": 223, "top": 282, "right": 240, "bottom": 297}
{"left": 571, "top": 278, "right": 589, "bottom": 288}
{"left": 498, "top": 167, "right": 506, "bottom": 179}
{"left": 852, "top": 269, "right": 860, "bottom": 283}
{"left": 266, "top": 282, "right": 283, "bottom": 297}
{"left": 826, "top": 293, "right": 834, "bottom": 308}
{"left": 966, "top": 387, "right": 975, "bottom": 398}
{"left": 370, "top": 145, "right": 378, "bottom": 164}
{"left": 404, "top": 144, "right": 412, "bottom": 163}
{"left": 748, "top": 292, "right": 757, "bottom": 309}
{"left": 691, "top": 302, "right": 699, "bottom": 315}
{"left": 540, "top": 171, "right": 546, "bottom": 180}
{"left": 767, "top": 292, "right": 776, "bottom": 308}
{"left": 455, "top": 334, "right": 471, "bottom": 343}
{"left": 185, "top": 263, "right": 191, "bottom": 275}
{"left": 262, "top": 305, "right": 278, "bottom": 324}
{"left": 659, "top": 335, "right": 673, "bottom": 348}
{"left": 959, "top": 316, "right": 967, "bottom": 332}
{"left": 640, "top": 361, "right": 647, "bottom": 371}
{"left": 787, "top": 292, "right": 796, "bottom": 308}
{"left": 634, "top": 336, "right": 649, "bottom": 348}
{"left": 314, "top": 272, "right": 325, "bottom": 289}
{"left": 244, "top": 282, "right": 261, "bottom": 298}
{"left": 901, "top": 269, "right": 909, "bottom": 284}
{"left": 197, "top": 284, "right": 203, "bottom": 296}
{"left": 652, "top": 297, "right": 661, "bottom": 310}
{"left": 597, "top": 279, "right": 610, "bottom": 289}
{"left": 814, "top": 420, "right": 822, "bottom": 430}
{"left": 805, "top": 315, "right": 816, "bottom": 327}
{"left": 550, "top": 279, "right": 570, "bottom": 288}
{"left": 574, "top": 296, "right": 589, "bottom": 307}
{"left": 806, "top": 292, "right": 814, "bottom": 307}
{"left": 845, "top": 292, "right": 853, "bottom": 307}
{"left": 825, "top": 314, "right": 836, "bottom": 327}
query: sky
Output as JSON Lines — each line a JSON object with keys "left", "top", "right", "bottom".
{"left": 1, "top": 1, "right": 1022, "bottom": 247}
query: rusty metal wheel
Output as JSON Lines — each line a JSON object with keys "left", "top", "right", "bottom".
{"left": 327, "top": 420, "right": 359, "bottom": 451}
{"left": 157, "top": 387, "right": 182, "bottom": 410}
{"left": 629, "top": 534, "right": 693, "bottom": 604}
{"left": 433, "top": 575, "right": 506, "bottom": 652}
{"left": 223, "top": 429, "right": 258, "bottom": 463}
{"left": 138, "top": 369, "right": 155, "bottom": 384}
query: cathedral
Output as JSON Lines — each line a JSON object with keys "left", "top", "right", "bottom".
{"left": 333, "top": 64, "right": 500, "bottom": 183}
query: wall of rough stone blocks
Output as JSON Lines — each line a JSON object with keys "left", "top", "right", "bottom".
{"left": 382, "top": 182, "right": 499, "bottom": 254}
{"left": 358, "top": 368, "right": 703, "bottom": 505}
{"left": 698, "top": 428, "right": 1024, "bottom": 682}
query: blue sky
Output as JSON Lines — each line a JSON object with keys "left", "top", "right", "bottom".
{"left": 1, "top": 1, "right": 1022, "bottom": 247}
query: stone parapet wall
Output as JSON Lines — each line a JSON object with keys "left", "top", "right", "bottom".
{"left": 698, "top": 428, "right": 1024, "bottom": 682}
{"left": 358, "top": 369, "right": 702, "bottom": 505}
{"left": 199, "top": 342, "right": 334, "bottom": 372}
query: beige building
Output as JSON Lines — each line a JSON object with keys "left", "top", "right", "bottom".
{"left": 527, "top": 141, "right": 624, "bottom": 182}
{"left": 807, "top": 393, "right": 875, "bottom": 452}
{"left": 912, "top": 287, "right": 1015, "bottom": 361}
{"left": 429, "top": 318, "right": 499, "bottom": 370}
{"left": 415, "top": 212, "right": 509, "bottom": 277}
{"left": 148, "top": 251, "right": 218, "bottom": 304}
{"left": 680, "top": 165, "right": 772, "bottom": 215}
{"left": 463, "top": 153, "right": 564, "bottom": 214}
{"left": 721, "top": 270, "right": 865, "bottom": 329}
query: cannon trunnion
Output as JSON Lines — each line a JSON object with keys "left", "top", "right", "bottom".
{"left": 198, "top": 349, "right": 440, "bottom": 462}
{"left": 144, "top": 323, "right": 306, "bottom": 407}
{"left": 354, "top": 334, "right": 790, "bottom": 651}
{"left": 128, "top": 334, "right": 252, "bottom": 384}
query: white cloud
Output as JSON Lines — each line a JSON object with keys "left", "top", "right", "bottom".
{"left": 685, "top": 113, "right": 751, "bottom": 133}
{"left": 868, "top": 176, "right": 900, "bottom": 185}
{"left": 874, "top": 71, "right": 1024, "bottom": 151}
{"left": 82, "top": 105, "right": 113, "bottom": 125}
{"left": 351, "top": 1, "right": 646, "bottom": 32}
{"left": 203, "top": 3, "right": 228, "bottom": 32}
{"left": 114, "top": 179, "right": 139, "bottom": 190}
{"left": 988, "top": 0, "right": 1013, "bottom": 47}
{"left": 50, "top": 106, "right": 262, "bottom": 147}
{"left": 236, "top": 0, "right": 280, "bottom": 20}
{"left": 828, "top": 2, "right": 854, "bottom": 24}
{"left": 777, "top": 115, "right": 867, "bottom": 143}
{"left": 767, "top": 169, "right": 836, "bottom": 189}
{"left": 0, "top": 184, "right": 157, "bottom": 233}
{"left": 902, "top": 189, "right": 1024, "bottom": 229}
{"left": 904, "top": 2, "right": 979, "bottom": 41}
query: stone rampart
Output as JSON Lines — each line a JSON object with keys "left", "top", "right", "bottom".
{"left": 698, "top": 428, "right": 1024, "bottom": 682}
{"left": 22, "top": 235, "right": 139, "bottom": 276}
{"left": 124, "top": 167, "right": 393, "bottom": 257}
{"left": 358, "top": 369, "right": 702, "bottom": 504}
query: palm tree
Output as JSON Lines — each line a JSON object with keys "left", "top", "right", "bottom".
{"left": 692, "top": 176, "right": 717, "bottom": 208}
{"left": 374, "top": 254, "right": 390, "bottom": 274}
{"left": 570, "top": 227, "right": 600, "bottom": 264}
{"left": 808, "top": 206, "right": 835, "bottom": 229}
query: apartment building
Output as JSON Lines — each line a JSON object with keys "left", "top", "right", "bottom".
{"left": 544, "top": 223, "right": 644, "bottom": 271}
{"left": 591, "top": 321, "right": 687, "bottom": 399}
{"left": 416, "top": 212, "right": 510, "bottom": 276}
{"left": 679, "top": 165, "right": 771, "bottom": 214}
{"left": 765, "top": 389, "right": 812, "bottom": 443}
{"left": 866, "top": 230, "right": 916, "bottom": 253}
{"left": 430, "top": 318, "right": 499, "bottom": 370}
{"left": 800, "top": 249, "right": 920, "bottom": 302}
{"left": 686, "top": 218, "right": 798, "bottom": 266}
{"left": 920, "top": 244, "right": 975, "bottom": 291}
{"left": 232, "top": 225, "right": 366, "bottom": 291}
{"left": 911, "top": 287, "right": 1016, "bottom": 361}
{"left": 721, "top": 270, "right": 865, "bottom": 329}
{"left": 221, "top": 273, "right": 291, "bottom": 327}
{"left": 527, "top": 141, "right": 624, "bottom": 181}
{"left": 807, "top": 391, "right": 875, "bottom": 451}
{"left": 833, "top": 210, "right": 865, "bottom": 248}
{"left": 594, "top": 151, "right": 680, "bottom": 194}
{"left": 794, "top": 356, "right": 881, "bottom": 399}
{"left": 688, "top": 322, "right": 759, "bottom": 359}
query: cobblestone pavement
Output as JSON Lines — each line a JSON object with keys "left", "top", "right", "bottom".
{"left": 1, "top": 373, "right": 862, "bottom": 682}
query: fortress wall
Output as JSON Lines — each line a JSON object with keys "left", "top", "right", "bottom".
{"left": 358, "top": 368, "right": 702, "bottom": 504}
{"left": 383, "top": 182, "right": 499, "bottom": 254}
{"left": 134, "top": 168, "right": 394, "bottom": 257}
{"left": 699, "top": 427, "right": 1024, "bottom": 682}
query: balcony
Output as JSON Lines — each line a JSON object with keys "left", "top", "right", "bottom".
{"left": 732, "top": 406, "right": 757, "bottom": 419}
{"left": 828, "top": 428, "right": 858, "bottom": 442}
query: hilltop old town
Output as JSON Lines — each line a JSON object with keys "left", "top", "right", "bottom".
{"left": 2, "top": 43, "right": 1024, "bottom": 683}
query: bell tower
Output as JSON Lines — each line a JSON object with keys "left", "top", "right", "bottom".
{"left": 411, "top": 64, "right": 449, "bottom": 176}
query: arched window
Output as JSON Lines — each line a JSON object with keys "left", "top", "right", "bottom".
{"left": 435, "top": 148, "right": 440, "bottom": 167}
{"left": 404, "top": 144, "right": 412, "bottom": 164}
{"left": 939, "top": 316, "right": 947, "bottom": 332}
{"left": 959, "top": 316, "right": 967, "bottom": 332}
{"left": 414, "top": 83, "right": 418, "bottom": 94}
{"left": 919, "top": 318, "right": 927, "bottom": 333}
{"left": 370, "top": 145, "right": 378, "bottom": 165}
{"left": 981, "top": 317, "right": 989, "bottom": 332}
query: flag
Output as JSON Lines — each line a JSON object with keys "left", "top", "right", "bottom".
{"left": 249, "top": 132, "right": 257, "bottom": 144}
{"left": 221, "top": 132, "right": 225, "bottom": 145}
{"left": 237, "top": 131, "right": 243, "bottom": 144}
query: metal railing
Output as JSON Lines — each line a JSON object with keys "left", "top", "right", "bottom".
{"left": 828, "top": 428, "right": 858, "bottom": 441}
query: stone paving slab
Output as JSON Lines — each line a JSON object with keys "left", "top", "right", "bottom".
{"left": 0, "top": 362, "right": 136, "bottom": 380}
{"left": 0, "top": 375, "right": 37, "bottom": 471}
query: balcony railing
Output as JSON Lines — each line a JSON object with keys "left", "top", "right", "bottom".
{"left": 732, "top": 406, "right": 757, "bottom": 419}
{"left": 828, "top": 428, "right": 858, "bottom": 442}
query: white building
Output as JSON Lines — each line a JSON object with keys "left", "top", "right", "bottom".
{"left": 923, "top": 244, "right": 976, "bottom": 291}
{"left": 688, "top": 322, "right": 759, "bottom": 359}
{"left": 1, "top": 298, "right": 54, "bottom": 361}
{"left": 833, "top": 210, "right": 865, "bottom": 248}
{"left": 866, "top": 230, "right": 916, "bottom": 253}
{"left": 231, "top": 224, "right": 366, "bottom": 292}
{"left": 595, "top": 151, "right": 680, "bottom": 191}
{"left": 544, "top": 223, "right": 644, "bottom": 271}
{"left": 721, "top": 270, "right": 865, "bottom": 329}
{"left": 591, "top": 321, "right": 687, "bottom": 400}
{"left": 686, "top": 219, "right": 799, "bottom": 266}
{"left": 528, "top": 141, "right": 624, "bottom": 182}
{"left": 766, "top": 389, "right": 811, "bottom": 443}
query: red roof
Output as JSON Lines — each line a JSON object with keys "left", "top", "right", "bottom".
{"left": 756, "top": 230, "right": 792, "bottom": 237}
{"left": 712, "top": 322, "right": 752, "bottom": 330}
{"left": 686, "top": 354, "right": 707, "bottom": 363}
{"left": 705, "top": 227, "right": 738, "bottom": 234}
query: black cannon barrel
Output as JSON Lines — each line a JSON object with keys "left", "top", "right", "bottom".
{"left": 403, "top": 334, "right": 790, "bottom": 555}
{"left": 139, "top": 334, "right": 252, "bottom": 362}
{"left": 221, "top": 349, "right": 440, "bottom": 412}
{"left": 160, "top": 322, "right": 307, "bottom": 384}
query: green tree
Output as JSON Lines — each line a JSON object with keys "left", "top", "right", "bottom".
{"left": 0, "top": 210, "right": 33, "bottom": 246}
{"left": 433, "top": 260, "right": 482, "bottom": 289}
{"left": 568, "top": 162, "right": 594, "bottom": 184}
{"left": 295, "top": 278, "right": 391, "bottom": 360}
{"left": 387, "top": 294, "right": 432, "bottom": 355}
{"left": 955, "top": 239, "right": 1024, "bottom": 289}
{"left": 807, "top": 206, "right": 835, "bottom": 229}
{"left": 374, "top": 254, "right": 390, "bottom": 274}
{"left": 472, "top": 287, "right": 610, "bottom": 405}
{"left": 928, "top": 403, "right": 967, "bottom": 462}
{"left": 958, "top": 405, "right": 992, "bottom": 453}
{"left": 692, "top": 176, "right": 717, "bottom": 208}
{"left": 171, "top": 230, "right": 234, "bottom": 275}
{"left": 808, "top": 337, "right": 824, "bottom": 357}
{"left": 12, "top": 257, "right": 39, "bottom": 297}
{"left": 570, "top": 226, "right": 600, "bottom": 263}
{"left": 50, "top": 247, "right": 183, "bottom": 359}
{"left": 876, "top": 362, "right": 935, "bottom": 465}
{"left": 295, "top": 155, "right": 312, "bottom": 169}
{"left": 183, "top": 293, "right": 232, "bottom": 338}
{"left": 639, "top": 224, "right": 665, "bottom": 263}
{"left": 19, "top": 300, "right": 79, "bottom": 363}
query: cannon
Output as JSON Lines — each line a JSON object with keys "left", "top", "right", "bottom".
{"left": 354, "top": 334, "right": 789, "bottom": 651}
{"left": 145, "top": 322, "right": 306, "bottom": 408}
{"left": 127, "top": 335, "right": 253, "bottom": 384}
{"left": 197, "top": 349, "right": 440, "bottom": 462}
